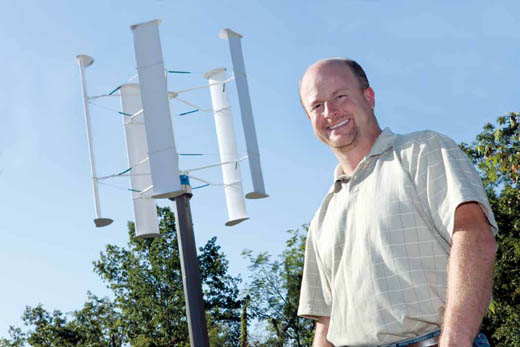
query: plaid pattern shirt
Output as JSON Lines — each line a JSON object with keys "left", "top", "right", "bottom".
{"left": 298, "top": 128, "right": 497, "bottom": 346}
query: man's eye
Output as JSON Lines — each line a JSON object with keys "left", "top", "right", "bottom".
{"left": 337, "top": 94, "right": 347, "bottom": 99}
{"left": 312, "top": 103, "right": 323, "bottom": 110}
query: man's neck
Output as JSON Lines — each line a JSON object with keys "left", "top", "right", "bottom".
{"left": 332, "top": 128, "right": 382, "bottom": 176}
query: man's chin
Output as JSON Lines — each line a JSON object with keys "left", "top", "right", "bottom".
{"left": 329, "top": 137, "right": 356, "bottom": 150}
{"left": 317, "top": 134, "right": 355, "bottom": 150}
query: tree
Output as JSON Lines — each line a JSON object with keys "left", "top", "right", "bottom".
{"left": 93, "top": 206, "right": 189, "bottom": 346}
{"left": 242, "top": 227, "right": 315, "bottom": 347}
{"left": 71, "top": 293, "right": 126, "bottom": 346}
{"left": 7, "top": 305, "right": 82, "bottom": 347}
{"left": 93, "top": 206, "right": 242, "bottom": 346}
{"left": 0, "top": 326, "right": 25, "bottom": 347}
{"left": 1, "top": 206, "right": 242, "bottom": 346}
{"left": 198, "top": 236, "right": 242, "bottom": 346}
{"left": 239, "top": 295, "right": 250, "bottom": 347}
{"left": 0, "top": 293, "right": 131, "bottom": 347}
{"left": 460, "top": 112, "right": 520, "bottom": 347}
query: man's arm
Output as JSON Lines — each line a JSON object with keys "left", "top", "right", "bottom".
{"left": 440, "top": 202, "right": 497, "bottom": 347}
{"left": 313, "top": 316, "right": 333, "bottom": 347}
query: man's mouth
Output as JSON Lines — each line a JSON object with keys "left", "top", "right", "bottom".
{"left": 328, "top": 119, "right": 350, "bottom": 130}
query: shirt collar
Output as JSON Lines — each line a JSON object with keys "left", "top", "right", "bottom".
{"left": 332, "top": 127, "right": 396, "bottom": 182}
{"left": 367, "top": 127, "right": 396, "bottom": 157}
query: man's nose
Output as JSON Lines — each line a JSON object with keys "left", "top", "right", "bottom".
{"left": 324, "top": 102, "right": 339, "bottom": 118}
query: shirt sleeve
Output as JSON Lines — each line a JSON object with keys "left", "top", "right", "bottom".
{"left": 297, "top": 222, "right": 332, "bottom": 319}
{"left": 411, "top": 131, "right": 498, "bottom": 242}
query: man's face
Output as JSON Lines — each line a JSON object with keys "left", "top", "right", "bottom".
{"left": 301, "top": 62, "right": 377, "bottom": 151}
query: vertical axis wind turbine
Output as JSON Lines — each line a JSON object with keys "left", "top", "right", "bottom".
{"left": 76, "top": 19, "right": 269, "bottom": 347}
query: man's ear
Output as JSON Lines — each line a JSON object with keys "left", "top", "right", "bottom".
{"left": 364, "top": 87, "right": 375, "bottom": 109}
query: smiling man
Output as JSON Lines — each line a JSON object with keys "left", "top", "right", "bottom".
{"left": 297, "top": 58, "right": 497, "bottom": 347}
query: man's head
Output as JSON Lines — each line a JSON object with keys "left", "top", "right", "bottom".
{"left": 299, "top": 58, "right": 381, "bottom": 153}
{"left": 299, "top": 58, "right": 369, "bottom": 105}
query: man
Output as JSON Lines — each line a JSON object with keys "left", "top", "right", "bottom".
{"left": 297, "top": 58, "right": 497, "bottom": 347}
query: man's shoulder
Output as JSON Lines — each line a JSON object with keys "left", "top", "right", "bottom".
{"left": 387, "top": 130, "right": 463, "bottom": 174}
{"left": 393, "top": 129, "right": 456, "bottom": 149}
{"left": 390, "top": 130, "right": 460, "bottom": 160}
{"left": 309, "top": 189, "right": 335, "bottom": 231}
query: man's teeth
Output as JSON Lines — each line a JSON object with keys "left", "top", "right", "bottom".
{"left": 329, "top": 119, "right": 349, "bottom": 130}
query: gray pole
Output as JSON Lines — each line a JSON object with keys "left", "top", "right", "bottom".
{"left": 170, "top": 193, "right": 210, "bottom": 347}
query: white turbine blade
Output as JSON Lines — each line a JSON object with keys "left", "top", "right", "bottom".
{"left": 130, "top": 19, "right": 183, "bottom": 199}
{"left": 120, "top": 83, "right": 160, "bottom": 239}
{"left": 205, "top": 68, "right": 249, "bottom": 226}
{"left": 220, "top": 29, "right": 268, "bottom": 199}
{"left": 76, "top": 54, "right": 113, "bottom": 228}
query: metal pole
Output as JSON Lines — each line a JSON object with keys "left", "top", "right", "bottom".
{"left": 170, "top": 194, "right": 209, "bottom": 347}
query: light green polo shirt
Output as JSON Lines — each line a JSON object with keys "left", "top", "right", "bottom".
{"left": 298, "top": 128, "right": 497, "bottom": 346}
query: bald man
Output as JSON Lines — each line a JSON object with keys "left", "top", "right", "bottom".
{"left": 297, "top": 58, "right": 497, "bottom": 347}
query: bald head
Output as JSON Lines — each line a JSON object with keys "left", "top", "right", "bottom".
{"left": 299, "top": 58, "right": 370, "bottom": 112}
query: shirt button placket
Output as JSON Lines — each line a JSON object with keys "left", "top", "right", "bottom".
{"left": 350, "top": 159, "right": 368, "bottom": 192}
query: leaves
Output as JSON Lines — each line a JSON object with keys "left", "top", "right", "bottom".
{"left": 2, "top": 207, "right": 241, "bottom": 346}
{"left": 464, "top": 113, "right": 520, "bottom": 187}
{"left": 462, "top": 113, "right": 520, "bottom": 346}
{"left": 242, "top": 227, "right": 314, "bottom": 347}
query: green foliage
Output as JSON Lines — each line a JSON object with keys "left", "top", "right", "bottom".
{"left": 93, "top": 206, "right": 241, "bottom": 346}
{"left": 0, "top": 295, "right": 127, "bottom": 347}
{"left": 460, "top": 113, "right": 520, "bottom": 187}
{"left": 198, "top": 236, "right": 242, "bottom": 345}
{"left": 242, "top": 227, "right": 315, "bottom": 347}
{"left": 93, "top": 207, "right": 189, "bottom": 346}
{"left": 2, "top": 206, "right": 241, "bottom": 346}
{"left": 71, "top": 293, "right": 126, "bottom": 346}
{"left": 19, "top": 306, "right": 80, "bottom": 347}
{"left": 460, "top": 113, "right": 520, "bottom": 347}
{"left": 0, "top": 326, "right": 25, "bottom": 347}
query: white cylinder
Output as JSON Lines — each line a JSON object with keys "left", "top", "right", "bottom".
{"left": 205, "top": 68, "right": 249, "bottom": 226}
{"left": 130, "top": 19, "right": 183, "bottom": 199}
{"left": 76, "top": 54, "right": 113, "bottom": 228}
{"left": 220, "top": 29, "right": 268, "bottom": 199}
{"left": 120, "top": 84, "right": 160, "bottom": 238}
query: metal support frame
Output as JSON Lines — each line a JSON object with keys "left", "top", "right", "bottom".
{"left": 170, "top": 194, "right": 209, "bottom": 347}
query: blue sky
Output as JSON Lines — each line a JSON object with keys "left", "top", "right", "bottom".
{"left": 1, "top": 0, "right": 519, "bottom": 338}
